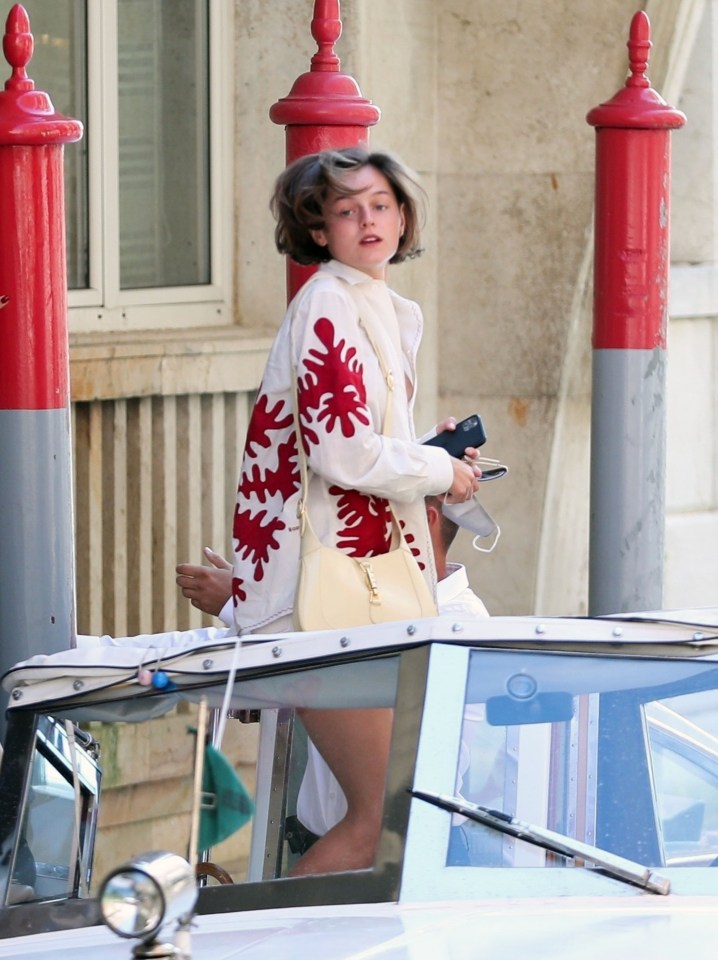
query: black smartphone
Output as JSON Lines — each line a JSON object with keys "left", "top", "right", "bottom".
{"left": 423, "top": 414, "right": 487, "bottom": 459}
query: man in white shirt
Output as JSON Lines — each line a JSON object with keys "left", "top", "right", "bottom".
{"left": 428, "top": 495, "right": 491, "bottom": 620}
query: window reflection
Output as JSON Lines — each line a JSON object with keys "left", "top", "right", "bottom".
{"left": 118, "top": 0, "right": 210, "bottom": 289}
{"left": 648, "top": 693, "right": 718, "bottom": 866}
{"left": 20, "top": 0, "right": 89, "bottom": 290}
{"left": 10, "top": 718, "right": 100, "bottom": 902}
{"left": 16, "top": 0, "right": 212, "bottom": 294}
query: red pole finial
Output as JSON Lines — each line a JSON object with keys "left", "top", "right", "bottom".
{"left": 269, "top": 0, "right": 379, "bottom": 131}
{"left": 586, "top": 11, "right": 684, "bottom": 129}
{"left": 269, "top": 0, "right": 381, "bottom": 300}
{"left": 310, "top": 0, "right": 341, "bottom": 73}
{"left": 3, "top": 4, "right": 34, "bottom": 92}
{"left": 625, "top": 10, "right": 651, "bottom": 89}
{"left": 0, "top": 3, "right": 83, "bottom": 145}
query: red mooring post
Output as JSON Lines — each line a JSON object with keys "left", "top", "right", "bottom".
{"left": 269, "top": 0, "right": 380, "bottom": 300}
{"left": 586, "top": 11, "right": 685, "bottom": 616}
{"left": 0, "top": 4, "right": 83, "bottom": 735}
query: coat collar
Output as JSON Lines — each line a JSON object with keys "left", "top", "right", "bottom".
{"left": 319, "top": 259, "right": 389, "bottom": 288}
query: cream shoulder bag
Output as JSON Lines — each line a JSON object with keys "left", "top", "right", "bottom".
{"left": 291, "top": 307, "right": 437, "bottom": 631}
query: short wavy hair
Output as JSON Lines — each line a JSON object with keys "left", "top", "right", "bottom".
{"left": 270, "top": 147, "right": 426, "bottom": 265}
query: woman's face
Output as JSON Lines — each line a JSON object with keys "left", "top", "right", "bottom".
{"left": 310, "top": 165, "right": 405, "bottom": 280}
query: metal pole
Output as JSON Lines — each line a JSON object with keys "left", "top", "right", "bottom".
{"left": 586, "top": 12, "right": 685, "bottom": 616}
{"left": 269, "top": 0, "right": 380, "bottom": 300}
{"left": 0, "top": 5, "right": 83, "bottom": 738}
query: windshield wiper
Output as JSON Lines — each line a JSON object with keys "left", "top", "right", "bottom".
{"left": 411, "top": 789, "right": 670, "bottom": 895}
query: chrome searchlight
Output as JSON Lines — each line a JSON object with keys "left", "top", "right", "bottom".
{"left": 99, "top": 851, "right": 197, "bottom": 950}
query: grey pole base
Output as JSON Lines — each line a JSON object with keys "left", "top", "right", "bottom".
{"left": 589, "top": 347, "right": 666, "bottom": 617}
{"left": 0, "top": 408, "right": 76, "bottom": 741}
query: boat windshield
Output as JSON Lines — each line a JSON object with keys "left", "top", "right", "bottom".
{"left": 449, "top": 650, "right": 718, "bottom": 870}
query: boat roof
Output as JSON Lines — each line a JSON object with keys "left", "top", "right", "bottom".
{"left": 3, "top": 610, "right": 718, "bottom": 717}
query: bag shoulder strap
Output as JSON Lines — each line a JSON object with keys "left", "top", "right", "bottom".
{"left": 356, "top": 316, "right": 394, "bottom": 437}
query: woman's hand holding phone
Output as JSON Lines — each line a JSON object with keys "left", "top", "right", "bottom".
{"left": 446, "top": 457, "right": 481, "bottom": 502}
{"left": 426, "top": 414, "right": 508, "bottom": 485}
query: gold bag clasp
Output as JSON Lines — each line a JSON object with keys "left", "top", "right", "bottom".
{"left": 358, "top": 560, "right": 382, "bottom": 605}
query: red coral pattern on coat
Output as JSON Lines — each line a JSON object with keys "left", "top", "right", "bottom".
{"left": 298, "top": 316, "right": 371, "bottom": 450}
{"left": 233, "top": 390, "right": 301, "bottom": 584}
{"left": 330, "top": 485, "right": 391, "bottom": 557}
{"left": 238, "top": 435, "right": 299, "bottom": 504}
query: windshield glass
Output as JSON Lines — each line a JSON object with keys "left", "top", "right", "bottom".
{"left": 449, "top": 650, "right": 718, "bottom": 869}
{"left": 2, "top": 653, "right": 403, "bottom": 904}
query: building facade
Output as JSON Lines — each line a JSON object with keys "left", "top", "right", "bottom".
{"left": 21, "top": 0, "right": 717, "bottom": 635}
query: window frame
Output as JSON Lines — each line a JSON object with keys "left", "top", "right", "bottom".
{"left": 67, "top": 0, "right": 234, "bottom": 334}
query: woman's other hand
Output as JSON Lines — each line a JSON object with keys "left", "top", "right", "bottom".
{"left": 434, "top": 417, "right": 481, "bottom": 462}
{"left": 434, "top": 416, "right": 457, "bottom": 436}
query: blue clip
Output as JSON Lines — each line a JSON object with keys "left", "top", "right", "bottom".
{"left": 151, "top": 670, "right": 175, "bottom": 691}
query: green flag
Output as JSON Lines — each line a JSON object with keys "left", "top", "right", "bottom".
{"left": 198, "top": 743, "right": 255, "bottom": 852}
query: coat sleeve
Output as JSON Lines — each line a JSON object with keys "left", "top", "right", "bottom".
{"left": 291, "top": 282, "right": 454, "bottom": 502}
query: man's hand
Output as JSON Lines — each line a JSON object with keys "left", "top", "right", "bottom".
{"left": 176, "top": 547, "right": 232, "bottom": 616}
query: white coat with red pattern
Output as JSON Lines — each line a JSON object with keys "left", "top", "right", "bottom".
{"left": 231, "top": 259, "right": 454, "bottom": 634}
